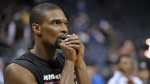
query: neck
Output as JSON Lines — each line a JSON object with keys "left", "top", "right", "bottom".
{"left": 31, "top": 40, "right": 57, "bottom": 61}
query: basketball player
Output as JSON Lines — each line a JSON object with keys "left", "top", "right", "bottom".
{"left": 4, "top": 3, "right": 90, "bottom": 84}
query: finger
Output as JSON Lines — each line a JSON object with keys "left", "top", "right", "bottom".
{"left": 68, "top": 44, "right": 80, "bottom": 50}
{"left": 60, "top": 41, "right": 76, "bottom": 52}
{"left": 59, "top": 40, "right": 65, "bottom": 45}
{"left": 67, "top": 34, "right": 78, "bottom": 38}
{"left": 67, "top": 34, "right": 76, "bottom": 37}
{"left": 72, "top": 33, "right": 76, "bottom": 36}
{"left": 60, "top": 40, "right": 69, "bottom": 48}
{"left": 65, "top": 36, "right": 79, "bottom": 42}
{"left": 66, "top": 40, "right": 81, "bottom": 45}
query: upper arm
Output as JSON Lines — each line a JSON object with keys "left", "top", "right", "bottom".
{"left": 4, "top": 63, "right": 38, "bottom": 84}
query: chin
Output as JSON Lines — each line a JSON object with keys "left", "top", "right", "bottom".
{"left": 56, "top": 45, "right": 61, "bottom": 49}
{"left": 54, "top": 41, "right": 61, "bottom": 49}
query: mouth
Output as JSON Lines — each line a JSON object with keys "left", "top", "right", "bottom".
{"left": 58, "top": 35, "right": 67, "bottom": 41}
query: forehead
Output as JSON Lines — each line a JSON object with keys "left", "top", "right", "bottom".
{"left": 44, "top": 9, "right": 67, "bottom": 22}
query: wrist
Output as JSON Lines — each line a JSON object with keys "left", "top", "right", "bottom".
{"left": 75, "top": 60, "right": 85, "bottom": 68}
{"left": 65, "top": 60, "right": 75, "bottom": 65}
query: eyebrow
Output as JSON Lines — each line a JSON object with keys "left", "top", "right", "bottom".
{"left": 50, "top": 19, "right": 68, "bottom": 23}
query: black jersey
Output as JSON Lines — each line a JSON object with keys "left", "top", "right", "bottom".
{"left": 11, "top": 49, "right": 77, "bottom": 84}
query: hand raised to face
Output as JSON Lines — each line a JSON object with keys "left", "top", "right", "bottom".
{"left": 64, "top": 34, "right": 85, "bottom": 66}
{"left": 59, "top": 38, "right": 77, "bottom": 62}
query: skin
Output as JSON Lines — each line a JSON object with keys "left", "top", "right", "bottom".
{"left": 4, "top": 9, "right": 90, "bottom": 84}
{"left": 65, "top": 34, "right": 90, "bottom": 84}
{"left": 117, "top": 57, "right": 134, "bottom": 84}
{"left": 118, "top": 57, "right": 133, "bottom": 78}
{"left": 146, "top": 38, "right": 150, "bottom": 46}
{"left": 144, "top": 38, "right": 150, "bottom": 58}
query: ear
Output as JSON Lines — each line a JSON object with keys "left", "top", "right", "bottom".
{"left": 32, "top": 23, "right": 41, "bottom": 35}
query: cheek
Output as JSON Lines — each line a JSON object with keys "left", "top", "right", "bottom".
{"left": 120, "top": 64, "right": 127, "bottom": 70}
{"left": 42, "top": 28, "right": 59, "bottom": 44}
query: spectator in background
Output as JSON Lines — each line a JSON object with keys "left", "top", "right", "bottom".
{"left": 90, "top": 24, "right": 105, "bottom": 44}
{"left": 0, "top": 25, "right": 7, "bottom": 45}
{"left": 0, "top": 57, "right": 4, "bottom": 84}
{"left": 138, "top": 62, "right": 150, "bottom": 84}
{"left": 86, "top": 61, "right": 105, "bottom": 84}
{"left": 76, "top": 0, "right": 86, "bottom": 13}
{"left": 118, "top": 40, "right": 139, "bottom": 76}
{"left": 73, "top": 13, "right": 90, "bottom": 33}
{"left": 108, "top": 56, "right": 143, "bottom": 84}
{"left": 99, "top": 19, "right": 119, "bottom": 48}
{"left": 7, "top": 8, "right": 32, "bottom": 58}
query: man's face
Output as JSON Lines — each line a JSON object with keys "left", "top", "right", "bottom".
{"left": 40, "top": 9, "right": 68, "bottom": 48}
{"left": 118, "top": 57, "right": 133, "bottom": 74}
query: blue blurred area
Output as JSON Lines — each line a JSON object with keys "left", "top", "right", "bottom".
{"left": 0, "top": 0, "right": 150, "bottom": 83}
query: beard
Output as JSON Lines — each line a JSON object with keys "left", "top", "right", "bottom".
{"left": 54, "top": 38, "right": 61, "bottom": 49}
{"left": 42, "top": 38, "right": 61, "bottom": 50}
{"left": 54, "top": 42, "right": 61, "bottom": 49}
{"left": 54, "top": 34, "right": 67, "bottom": 49}
{"left": 43, "top": 35, "right": 67, "bottom": 49}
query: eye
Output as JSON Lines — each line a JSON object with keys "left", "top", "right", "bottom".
{"left": 64, "top": 21, "right": 68, "bottom": 26}
{"left": 64, "top": 22, "right": 68, "bottom": 26}
{"left": 53, "top": 20, "right": 60, "bottom": 25}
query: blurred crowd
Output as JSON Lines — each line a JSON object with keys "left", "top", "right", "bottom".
{"left": 0, "top": 0, "right": 150, "bottom": 84}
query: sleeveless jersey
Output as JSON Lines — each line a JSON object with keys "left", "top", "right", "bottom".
{"left": 11, "top": 49, "right": 77, "bottom": 84}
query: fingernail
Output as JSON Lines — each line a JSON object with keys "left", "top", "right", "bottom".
{"left": 67, "top": 35, "right": 71, "bottom": 37}
{"left": 65, "top": 39, "right": 68, "bottom": 41}
{"left": 68, "top": 44, "right": 73, "bottom": 47}
{"left": 66, "top": 42, "right": 70, "bottom": 44}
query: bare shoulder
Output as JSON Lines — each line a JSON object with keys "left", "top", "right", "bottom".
{"left": 4, "top": 63, "right": 38, "bottom": 84}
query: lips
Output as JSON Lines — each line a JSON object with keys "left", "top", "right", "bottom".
{"left": 58, "top": 35, "right": 67, "bottom": 41}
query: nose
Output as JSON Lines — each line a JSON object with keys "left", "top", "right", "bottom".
{"left": 61, "top": 24, "right": 68, "bottom": 34}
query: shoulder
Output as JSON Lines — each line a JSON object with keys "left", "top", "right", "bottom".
{"left": 11, "top": 52, "right": 36, "bottom": 71}
{"left": 131, "top": 76, "right": 143, "bottom": 84}
{"left": 4, "top": 63, "right": 37, "bottom": 84}
{"left": 12, "top": 51, "right": 40, "bottom": 69}
{"left": 108, "top": 71, "right": 123, "bottom": 84}
{"left": 108, "top": 77, "right": 116, "bottom": 84}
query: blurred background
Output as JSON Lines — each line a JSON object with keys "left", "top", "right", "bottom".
{"left": 0, "top": 0, "right": 150, "bottom": 84}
